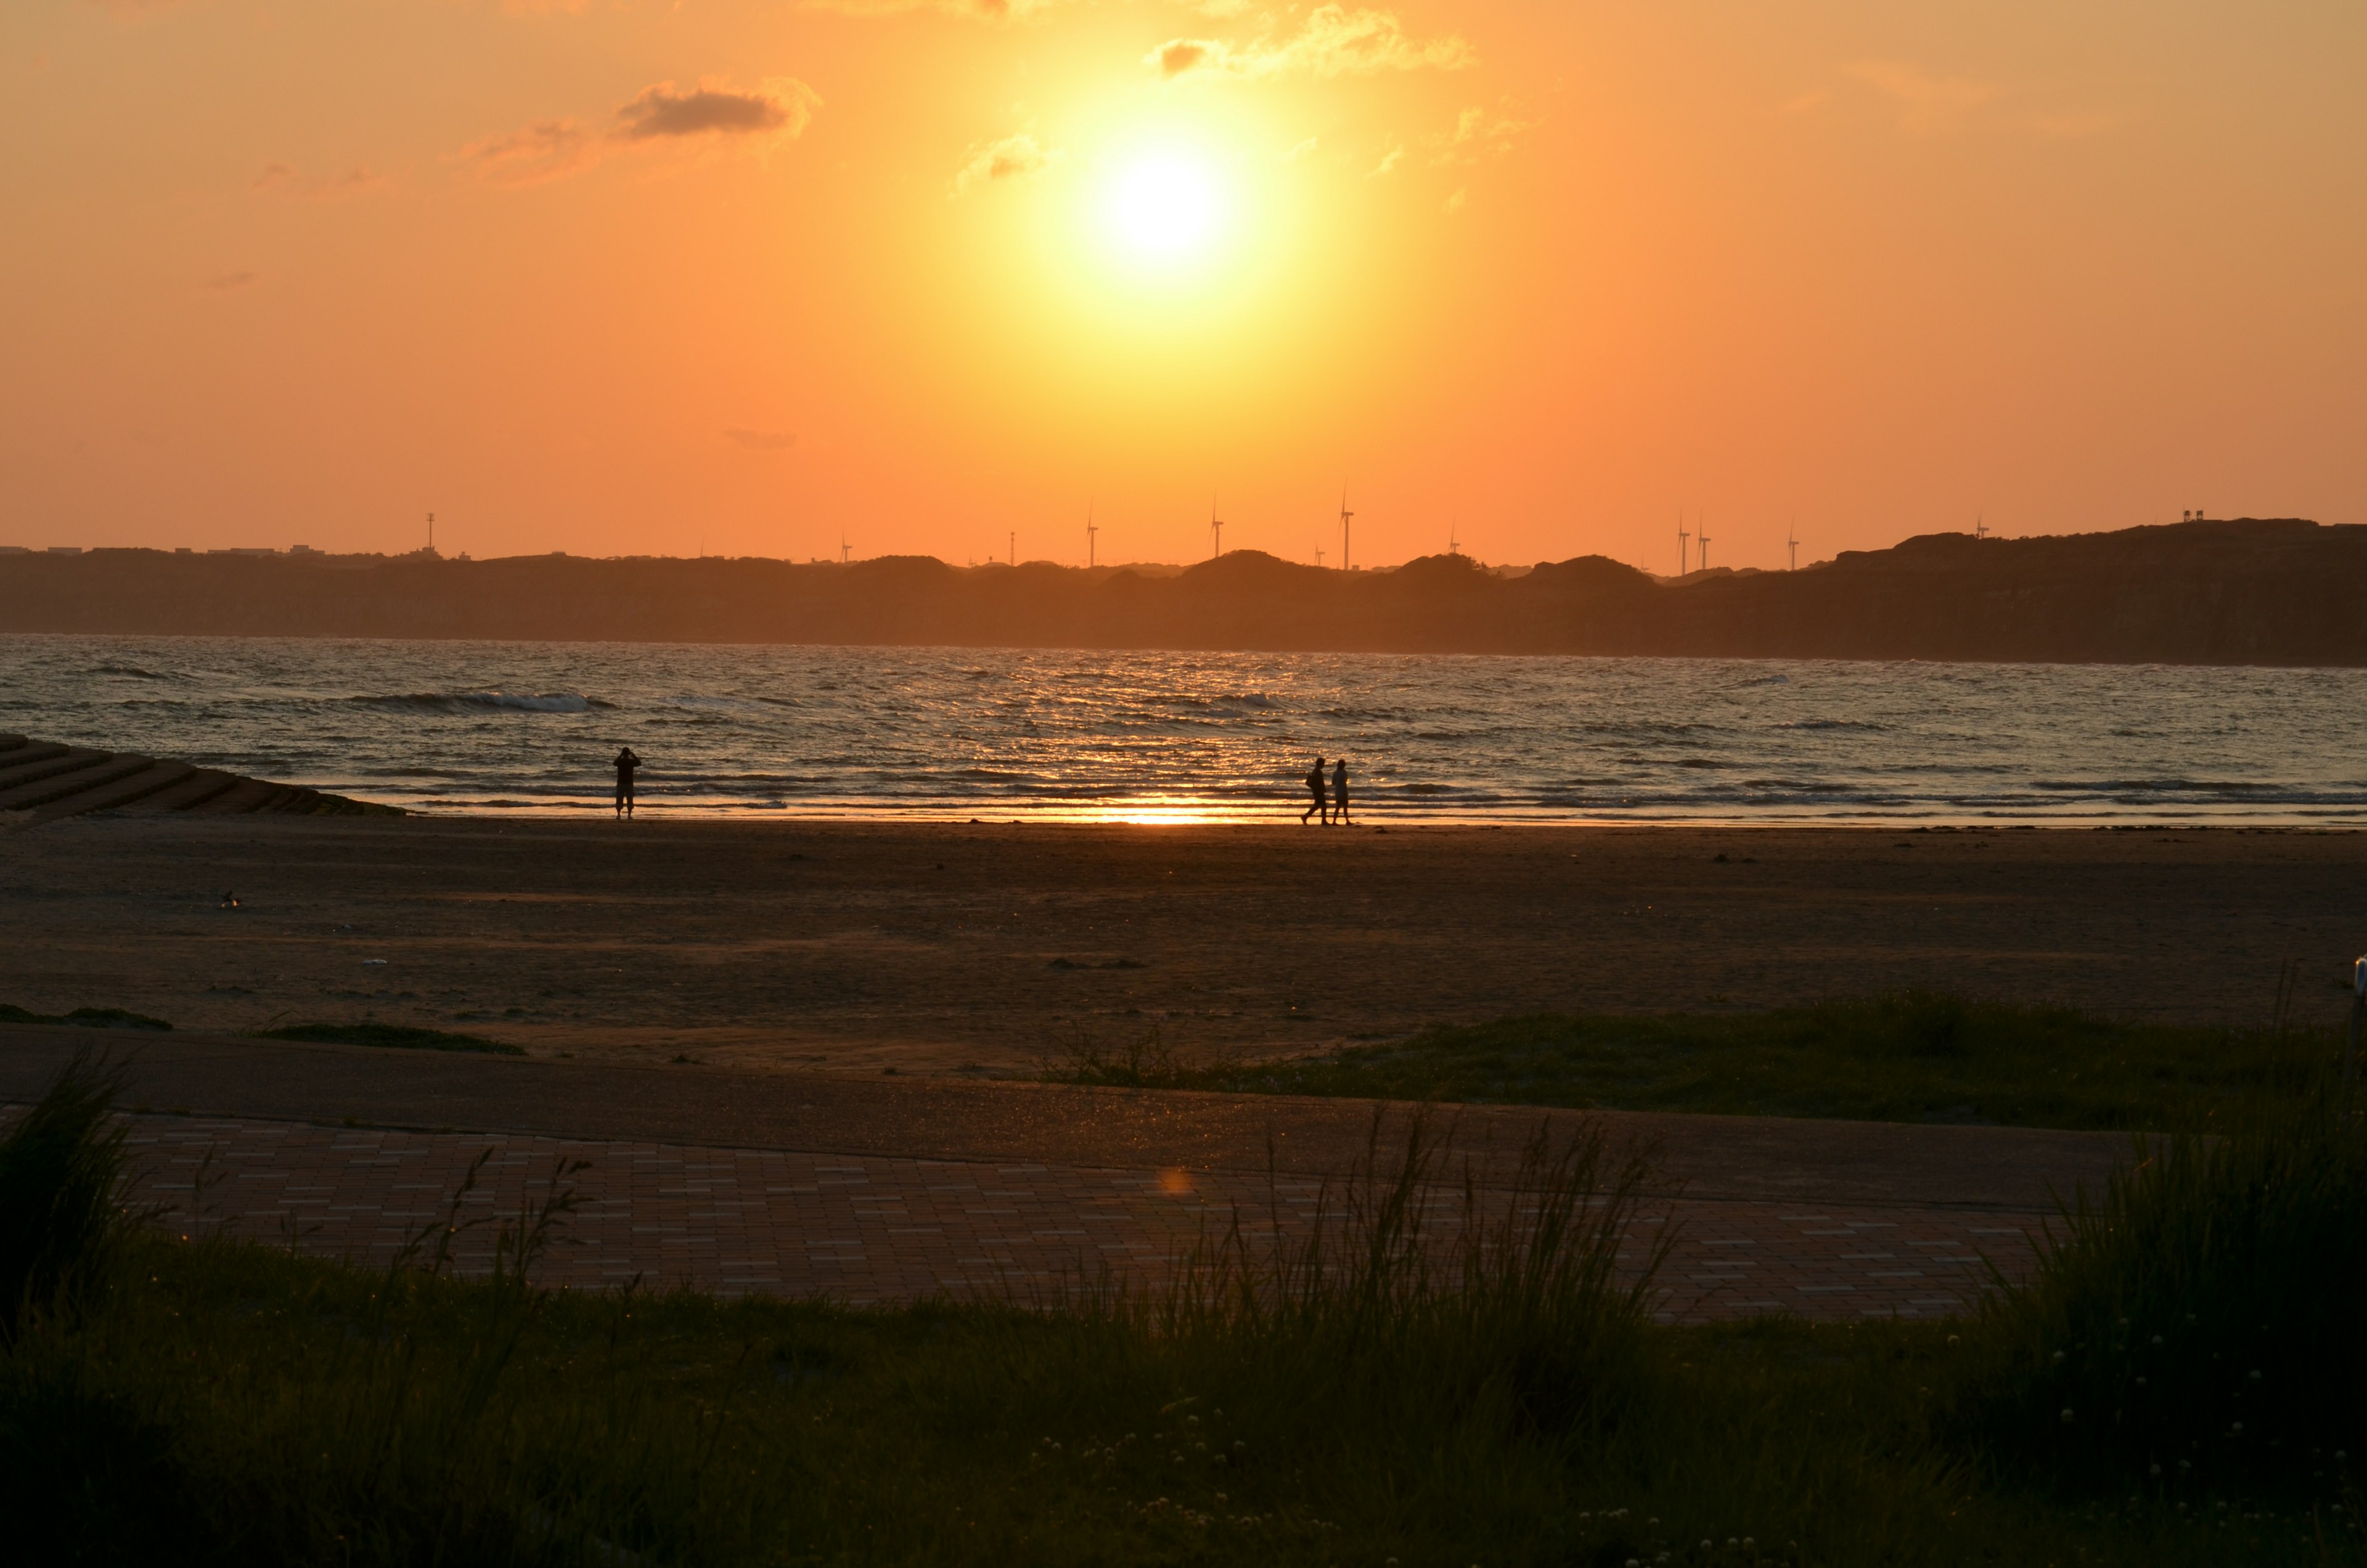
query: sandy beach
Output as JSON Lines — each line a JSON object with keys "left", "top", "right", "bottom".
{"left": 4, "top": 814, "right": 2360, "bottom": 1076}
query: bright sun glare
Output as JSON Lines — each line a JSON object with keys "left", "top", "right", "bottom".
{"left": 1106, "top": 153, "right": 1224, "bottom": 264}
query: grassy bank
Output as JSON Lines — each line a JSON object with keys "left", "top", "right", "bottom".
{"left": 4, "top": 1053, "right": 2364, "bottom": 1565}
{"left": 1050, "top": 992, "right": 2352, "bottom": 1132}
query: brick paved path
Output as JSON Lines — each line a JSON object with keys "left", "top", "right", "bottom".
{"left": 112, "top": 1111, "right": 2050, "bottom": 1321}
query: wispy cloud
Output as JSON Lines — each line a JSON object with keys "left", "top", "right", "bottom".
{"left": 950, "top": 131, "right": 1058, "bottom": 195}
{"left": 1426, "top": 102, "right": 1532, "bottom": 166}
{"left": 1369, "top": 140, "right": 1402, "bottom": 177}
{"left": 203, "top": 271, "right": 256, "bottom": 291}
{"left": 618, "top": 80, "right": 819, "bottom": 141}
{"left": 456, "top": 119, "right": 594, "bottom": 186}
{"left": 724, "top": 427, "right": 796, "bottom": 451}
{"left": 1842, "top": 60, "right": 2002, "bottom": 134}
{"left": 456, "top": 77, "right": 822, "bottom": 186}
{"left": 1150, "top": 6, "right": 1473, "bottom": 83}
{"left": 1838, "top": 60, "right": 2119, "bottom": 141}
{"left": 253, "top": 162, "right": 387, "bottom": 200}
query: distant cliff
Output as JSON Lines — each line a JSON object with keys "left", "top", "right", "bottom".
{"left": 2, "top": 518, "right": 2361, "bottom": 666}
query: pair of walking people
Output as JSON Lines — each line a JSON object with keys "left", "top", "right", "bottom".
{"left": 1301, "top": 756, "right": 1351, "bottom": 826}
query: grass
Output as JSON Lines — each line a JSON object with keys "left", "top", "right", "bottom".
{"left": 1047, "top": 992, "right": 2353, "bottom": 1133}
{"left": 256, "top": 1022, "right": 523, "bottom": 1056}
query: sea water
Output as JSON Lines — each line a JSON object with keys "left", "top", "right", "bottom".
{"left": 5, "top": 634, "right": 2365, "bottom": 824}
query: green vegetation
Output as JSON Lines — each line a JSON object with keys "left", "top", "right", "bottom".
{"left": 1050, "top": 993, "right": 2350, "bottom": 1132}
{"left": 3, "top": 1054, "right": 2364, "bottom": 1563}
{"left": 0, "top": 1003, "right": 171, "bottom": 1032}
{"left": 256, "top": 1022, "right": 523, "bottom": 1056}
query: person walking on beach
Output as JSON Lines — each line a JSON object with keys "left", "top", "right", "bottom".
{"left": 1331, "top": 757, "right": 1351, "bottom": 827}
{"left": 1301, "top": 756, "right": 1329, "bottom": 825}
{"left": 613, "top": 746, "right": 642, "bottom": 819}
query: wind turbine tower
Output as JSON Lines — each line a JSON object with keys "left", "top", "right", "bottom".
{"left": 1209, "top": 497, "right": 1224, "bottom": 560}
{"left": 1698, "top": 516, "right": 1712, "bottom": 572}
{"left": 1786, "top": 521, "right": 1799, "bottom": 571}
{"left": 840, "top": 537, "right": 851, "bottom": 564}
{"left": 1085, "top": 502, "right": 1097, "bottom": 568}
{"left": 1338, "top": 488, "right": 1354, "bottom": 571}
{"left": 1677, "top": 514, "right": 1690, "bottom": 576}
{"left": 1008, "top": 531, "right": 1016, "bottom": 566}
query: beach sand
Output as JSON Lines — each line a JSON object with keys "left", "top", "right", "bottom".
{"left": 3, "top": 815, "right": 2360, "bottom": 1076}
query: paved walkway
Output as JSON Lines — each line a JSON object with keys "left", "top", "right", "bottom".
{"left": 0, "top": 1024, "right": 2104, "bottom": 1320}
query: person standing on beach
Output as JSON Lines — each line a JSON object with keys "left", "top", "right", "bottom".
{"left": 1331, "top": 757, "right": 1351, "bottom": 826}
{"left": 1302, "top": 756, "right": 1329, "bottom": 825}
{"left": 613, "top": 746, "right": 642, "bottom": 819}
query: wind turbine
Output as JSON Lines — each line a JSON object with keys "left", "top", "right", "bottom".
{"left": 1697, "top": 513, "right": 1711, "bottom": 572}
{"left": 1677, "top": 513, "right": 1690, "bottom": 576}
{"left": 1338, "top": 486, "right": 1354, "bottom": 571}
{"left": 1085, "top": 500, "right": 1098, "bottom": 568}
{"left": 1975, "top": 513, "right": 1989, "bottom": 540}
{"left": 1008, "top": 531, "right": 1016, "bottom": 566}
{"left": 840, "top": 536, "right": 851, "bottom": 564}
{"left": 1449, "top": 517, "right": 1461, "bottom": 556}
{"left": 1786, "top": 520, "right": 1799, "bottom": 571}
{"left": 1209, "top": 496, "right": 1224, "bottom": 560}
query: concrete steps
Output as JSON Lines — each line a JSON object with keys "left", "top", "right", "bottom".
{"left": 0, "top": 733, "right": 400, "bottom": 828}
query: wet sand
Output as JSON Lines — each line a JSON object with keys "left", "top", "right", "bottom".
{"left": 3, "top": 815, "right": 2360, "bottom": 1076}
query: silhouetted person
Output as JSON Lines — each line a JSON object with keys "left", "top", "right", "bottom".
{"left": 1331, "top": 757, "right": 1351, "bottom": 826}
{"left": 613, "top": 746, "right": 641, "bottom": 819}
{"left": 1301, "top": 756, "right": 1328, "bottom": 825}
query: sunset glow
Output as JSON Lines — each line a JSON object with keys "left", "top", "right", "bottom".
{"left": 1, "top": 2, "right": 2359, "bottom": 568}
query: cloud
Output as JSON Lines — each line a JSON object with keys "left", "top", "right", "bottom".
{"left": 253, "top": 162, "right": 387, "bottom": 200}
{"left": 1279, "top": 136, "right": 1319, "bottom": 161}
{"left": 457, "top": 77, "right": 821, "bottom": 186}
{"left": 203, "top": 271, "right": 256, "bottom": 291}
{"left": 1842, "top": 60, "right": 2003, "bottom": 134}
{"left": 617, "top": 80, "right": 819, "bottom": 141}
{"left": 950, "top": 131, "right": 1057, "bottom": 194}
{"left": 1368, "top": 141, "right": 1402, "bottom": 177}
{"left": 724, "top": 428, "right": 796, "bottom": 451}
{"left": 1442, "top": 187, "right": 1466, "bottom": 214}
{"left": 1150, "top": 5, "right": 1473, "bottom": 82}
{"left": 1426, "top": 102, "right": 1532, "bottom": 165}
{"left": 801, "top": 0, "right": 1066, "bottom": 19}
{"left": 456, "top": 118, "right": 596, "bottom": 186}
{"left": 2022, "top": 107, "right": 2123, "bottom": 139}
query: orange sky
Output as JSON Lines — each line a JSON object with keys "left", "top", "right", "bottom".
{"left": 4, "top": 1, "right": 2361, "bottom": 574}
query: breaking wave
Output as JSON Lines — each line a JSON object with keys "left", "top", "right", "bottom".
{"left": 351, "top": 690, "right": 608, "bottom": 716}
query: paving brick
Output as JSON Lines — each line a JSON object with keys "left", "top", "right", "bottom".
{"left": 32, "top": 1109, "right": 2054, "bottom": 1320}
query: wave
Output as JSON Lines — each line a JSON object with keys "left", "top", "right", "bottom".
{"left": 350, "top": 690, "right": 609, "bottom": 716}
{"left": 89, "top": 664, "right": 170, "bottom": 680}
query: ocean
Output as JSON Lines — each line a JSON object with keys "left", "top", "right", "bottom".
{"left": 6, "top": 634, "right": 2365, "bottom": 825}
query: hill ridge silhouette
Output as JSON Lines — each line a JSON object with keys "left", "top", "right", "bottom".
{"left": 4, "top": 518, "right": 2359, "bottom": 666}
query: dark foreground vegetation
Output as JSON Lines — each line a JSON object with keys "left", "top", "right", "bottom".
{"left": 2, "top": 1051, "right": 2363, "bottom": 1566}
{"left": 5, "top": 516, "right": 2360, "bottom": 664}
{"left": 1051, "top": 992, "right": 2353, "bottom": 1133}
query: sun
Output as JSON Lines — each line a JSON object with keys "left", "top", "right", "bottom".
{"left": 1105, "top": 151, "right": 1225, "bottom": 265}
